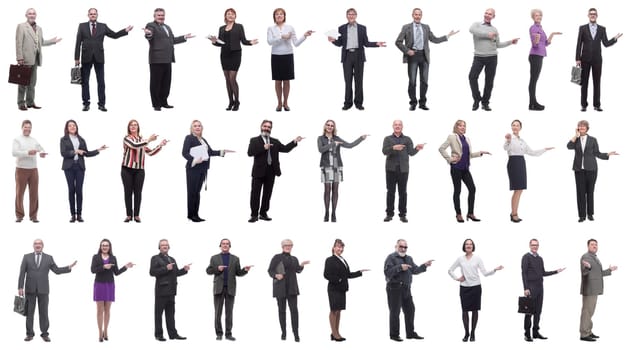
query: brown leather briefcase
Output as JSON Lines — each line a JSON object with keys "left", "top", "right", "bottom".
{"left": 8, "top": 64, "right": 32, "bottom": 85}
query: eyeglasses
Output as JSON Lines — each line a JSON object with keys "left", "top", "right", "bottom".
{"left": 399, "top": 246, "right": 408, "bottom": 249}
{"left": 589, "top": 12, "right": 598, "bottom": 16}
{"left": 325, "top": 124, "right": 334, "bottom": 127}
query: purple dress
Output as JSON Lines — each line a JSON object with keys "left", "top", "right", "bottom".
{"left": 93, "top": 258, "right": 116, "bottom": 302}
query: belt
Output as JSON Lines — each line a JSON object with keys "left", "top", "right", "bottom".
{"left": 347, "top": 48, "right": 357, "bottom": 52}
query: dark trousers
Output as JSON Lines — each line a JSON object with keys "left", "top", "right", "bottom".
{"left": 25, "top": 292, "right": 49, "bottom": 337}
{"left": 64, "top": 162, "right": 85, "bottom": 215}
{"left": 121, "top": 167, "right": 145, "bottom": 217}
{"left": 250, "top": 166, "right": 276, "bottom": 217}
{"left": 342, "top": 50, "right": 364, "bottom": 107}
{"left": 386, "top": 169, "right": 409, "bottom": 217}
{"left": 214, "top": 286, "right": 235, "bottom": 336}
{"left": 407, "top": 51, "right": 429, "bottom": 105}
{"left": 574, "top": 170, "right": 597, "bottom": 218}
{"left": 468, "top": 55, "right": 497, "bottom": 105}
{"left": 81, "top": 61, "right": 105, "bottom": 106}
{"left": 580, "top": 60, "right": 602, "bottom": 108}
{"left": 149, "top": 63, "right": 172, "bottom": 108}
{"left": 276, "top": 295, "right": 299, "bottom": 336}
{"left": 186, "top": 167, "right": 206, "bottom": 219}
{"left": 386, "top": 283, "right": 415, "bottom": 338}
{"left": 450, "top": 167, "right": 476, "bottom": 215}
{"left": 524, "top": 291, "right": 543, "bottom": 334}
{"left": 154, "top": 295, "right": 177, "bottom": 338}
{"left": 528, "top": 55, "right": 543, "bottom": 104}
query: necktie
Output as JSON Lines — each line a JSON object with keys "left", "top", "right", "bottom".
{"left": 265, "top": 137, "right": 272, "bottom": 165}
{"left": 36, "top": 253, "right": 41, "bottom": 267}
{"left": 414, "top": 24, "right": 423, "bottom": 50}
{"left": 91, "top": 23, "right": 96, "bottom": 37}
{"left": 161, "top": 24, "right": 169, "bottom": 37}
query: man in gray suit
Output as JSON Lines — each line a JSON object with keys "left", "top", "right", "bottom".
{"left": 579, "top": 239, "right": 617, "bottom": 341}
{"left": 395, "top": 8, "right": 458, "bottom": 111}
{"left": 17, "top": 239, "right": 76, "bottom": 342}
{"left": 382, "top": 120, "right": 425, "bottom": 223}
{"left": 143, "top": 8, "right": 193, "bottom": 111}
{"left": 15, "top": 8, "right": 61, "bottom": 111}
{"left": 206, "top": 239, "right": 252, "bottom": 341}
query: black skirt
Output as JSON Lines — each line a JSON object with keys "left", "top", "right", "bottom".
{"left": 271, "top": 54, "right": 295, "bottom": 80}
{"left": 327, "top": 289, "right": 346, "bottom": 311}
{"left": 459, "top": 285, "right": 481, "bottom": 311}
{"left": 221, "top": 49, "right": 242, "bottom": 71}
{"left": 507, "top": 155, "right": 527, "bottom": 190}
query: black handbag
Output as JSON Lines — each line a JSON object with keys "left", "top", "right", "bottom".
{"left": 71, "top": 66, "right": 82, "bottom": 84}
{"left": 518, "top": 296, "right": 533, "bottom": 314}
{"left": 571, "top": 66, "right": 581, "bottom": 85}
{"left": 14, "top": 295, "right": 26, "bottom": 316}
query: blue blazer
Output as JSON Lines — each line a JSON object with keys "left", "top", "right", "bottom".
{"left": 331, "top": 23, "right": 378, "bottom": 63}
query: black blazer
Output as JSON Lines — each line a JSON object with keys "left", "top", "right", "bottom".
{"left": 331, "top": 23, "right": 378, "bottom": 63}
{"left": 144, "top": 21, "right": 187, "bottom": 64}
{"left": 74, "top": 22, "right": 128, "bottom": 64}
{"left": 91, "top": 254, "right": 127, "bottom": 283}
{"left": 60, "top": 135, "right": 100, "bottom": 170}
{"left": 575, "top": 24, "right": 617, "bottom": 63}
{"left": 181, "top": 134, "right": 222, "bottom": 170}
{"left": 567, "top": 135, "right": 609, "bottom": 171}
{"left": 214, "top": 23, "right": 252, "bottom": 51}
{"left": 382, "top": 134, "right": 420, "bottom": 173}
{"left": 268, "top": 253, "right": 303, "bottom": 298}
{"left": 247, "top": 135, "right": 297, "bottom": 178}
{"left": 149, "top": 254, "right": 188, "bottom": 297}
{"left": 323, "top": 255, "right": 362, "bottom": 293}
{"left": 18, "top": 252, "right": 71, "bottom": 294}
{"left": 317, "top": 135, "right": 363, "bottom": 168}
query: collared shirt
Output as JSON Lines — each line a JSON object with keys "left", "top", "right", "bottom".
{"left": 346, "top": 23, "right": 358, "bottom": 49}
{"left": 70, "top": 135, "right": 80, "bottom": 161}
{"left": 121, "top": 135, "right": 162, "bottom": 169}
{"left": 589, "top": 23, "right": 597, "bottom": 39}
{"left": 504, "top": 134, "right": 546, "bottom": 157}
{"left": 412, "top": 22, "right": 424, "bottom": 50}
{"left": 448, "top": 254, "right": 495, "bottom": 287}
{"left": 580, "top": 135, "right": 587, "bottom": 169}
{"left": 267, "top": 24, "right": 307, "bottom": 55}
{"left": 529, "top": 23, "right": 548, "bottom": 56}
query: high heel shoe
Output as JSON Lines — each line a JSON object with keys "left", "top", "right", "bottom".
{"left": 324, "top": 213, "right": 329, "bottom": 222}
{"left": 462, "top": 333, "right": 469, "bottom": 342}
{"left": 469, "top": 333, "right": 476, "bottom": 342}
{"left": 331, "top": 212, "right": 337, "bottom": 222}
{"left": 232, "top": 101, "right": 240, "bottom": 111}
{"left": 330, "top": 334, "right": 345, "bottom": 341}
{"left": 283, "top": 105, "right": 290, "bottom": 111}
{"left": 99, "top": 337, "right": 103, "bottom": 342}
{"left": 456, "top": 215, "right": 464, "bottom": 223}
{"left": 466, "top": 214, "right": 481, "bottom": 222}
{"left": 226, "top": 102, "right": 234, "bottom": 111}
{"left": 510, "top": 214, "right": 522, "bottom": 223}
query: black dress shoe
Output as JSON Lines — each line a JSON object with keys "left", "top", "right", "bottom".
{"left": 578, "top": 217, "right": 586, "bottom": 222}
{"left": 70, "top": 215, "right": 76, "bottom": 223}
{"left": 189, "top": 217, "right": 202, "bottom": 222}
{"left": 409, "top": 104, "right": 416, "bottom": 111}
{"left": 342, "top": 105, "right": 352, "bottom": 110}
{"left": 281, "top": 333, "right": 286, "bottom": 340}
{"left": 331, "top": 213, "right": 337, "bottom": 222}
{"left": 24, "top": 336, "right": 33, "bottom": 341}
{"left": 418, "top": 104, "right": 429, "bottom": 111}
{"left": 19, "top": 105, "right": 28, "bottom": 111}
{"left": 248, "top": 216, "right": 258, "bottom": 223}
{"left": 133, "top": 216, "right": 141, "bottom": 223}
{"left": 462, "top": 334, "right": 469, "bottom": 342}
{"left": 481, "top": 104, "right": 492, "bottom": 111}
{"left": 580, "top": 107, "right": 587, "bottom": 112}
{"left": 580, "top": 336, "right": 596, "bottom": 342}
{"left": 594, "top": 106, "right": 603, "bottom": 112}
{"left": 406, "top": 333, "right": 424, "bottom": 339}
{"left": 400, "top": 216, "right": 408, "bottom": 223}
{"left": 259, "top": 214, "right": 272, "bottom": 221}
{"left": 154, "top": 107, "right": 161, "bottom": 111}
{"left": 589, "top": 333, "right": 599, "bottom": 339}
{"left": 16, "top": 218, "right": 23, "bottom": 223}
{"left": 124, "top": 216, "right": 132, "bottom": 223}
{"left": 41, "top": 335, "right": 51, "bottom": 342}
{"left": 232, "top": 101, "right": 240, "bottom": 111}
{"left": 82, "top": 105, "right": 90, "bottom": 111}
{"left": 294, "top": 335, "right": 300, "bottom": 342}
{"left": 587, "top": 215, "right": 594, "bottom": 221}
{"left": 156, "top": 336, "right": 166, "bottom": 341}
{"left": 524, "top": 335, "right": 533, "bottom": 342}
{"left": 77, "top": 215, "right": 84, "bottom": 222}
{"left": 384, "top": 215, "right": 393, "bottom": 222}
{"left": 98, "top": 105, "right": 108, "bottom": 112}
{"left": 162, "top": 104, "right": 174, "bottom": 109}
{"left": 225, "top": 335, "right": 236, "bottom": 341}
{"left": 216, "top": 335, "right": 222, "bottom": 340}
{"left": 390, "top": 336, "right": 403, "bottom": 342}
{"left": 27, "top": 104, "right": 42, "bottom": 109}
{"left": 170, "top": 335, "right": 186, "bottom": 340}
{"left": 355, "top": 105, "right": 365, "bottom": 110}
{"left": 528, "top": 103, "right": 545, "bottom": 111}
{"left": 31, "top": 219, "right": 39, "bottom": 223}
{"left": 472, "top": 101, "right": 480, "bottom": 111}
{"left": 533, "top": 332, "right": 547, "bottom": 339}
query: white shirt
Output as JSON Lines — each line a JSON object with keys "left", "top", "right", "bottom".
{"left": 503, "top": 134, "right": 546, "bottom": 156}
{"left": 12, "top": 135, "right": 44, "bottom": 169}
{"left": 580, "top": 135, "right": 587, "bottom": 169}
{"left": 267, "top": 24, "right": 306, "bottom": 55}
{"left": 448, "top": 255, "right": 495, "bottom": 287}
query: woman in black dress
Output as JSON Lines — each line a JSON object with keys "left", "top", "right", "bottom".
{"left": 209, "top": 8, "right": 258, "bottom": 111}
{"left": 323, "top": 239, "right": 367, "bottom": 341}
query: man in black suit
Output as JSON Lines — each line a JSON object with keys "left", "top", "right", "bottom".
{"left": 17, "top": 239, "right": 76, "bottom": 342}
{"left": 567, "top": 120, "right": 618, "bottom": 222}
{"left": 74, "top": 8, "right": 132, "bottom": 112}
{"left": 575, "top": 8, "right": 622, "bottom": 112}
{"left": 521, "top": 239, "right": 564, "bottom": 342}
{"left": 143, "top": 8, "right": 193, "bottom": 111}
{"left": 206, "top": 238, "right": 252, "bottom": 341}
{"left": 247, "top": 120, "right": 303, "bottom": 223}
{"left": 328, "top": 8, "right": 386, "bottom": 110}
{"left": 149, "top": 239, "right": 190, "bottom": 341}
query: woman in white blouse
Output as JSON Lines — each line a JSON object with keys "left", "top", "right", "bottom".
{"left": 448, "top": 239, "right": 503, "bottom": 342}
{"left": 267, "top": 8, "right": 313, "bottom": 112}
{"left": 504, "top": 120, "right": 553, "bottom": 222}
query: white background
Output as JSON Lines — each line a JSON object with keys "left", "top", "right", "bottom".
{"left": 1, "top": 0, "right": 628, "bottom": 349}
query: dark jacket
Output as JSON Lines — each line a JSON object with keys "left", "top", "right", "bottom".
{"left": 567, "top": 135, "right": 609, "bottom": 171}
{"left": 144, "top": 21, "right": 187, "bottom": 64}
{"left": 206, "top": 253, "right": 248, "bottom": 296}
{"left": 268, "top": 253, "right": 303, "bottom": 298}
{"left": 214, "top": 23, "right": 252, "bottom": 51}
{"left": 575, "top": 24, "right": 617, "bottom": 63}
{"left": 382, "top": 133, "right": 420, "bottom": 173}
{"left": 91, "top": 254, "right": 128, "bottom": 283}
{"left": 331, "top": 23, "right": 378, "bottom": 63}
{"left": 247, "top": 135, "right": 297, "bottom": 178}
{"left": 18, "top": 252, "right": 71, "bottom": 294}
{"left": 318, "top": 135, "right": 363, "bottom": 168}
{"left": 323, "top": 255, "right": 362, "bottom": 292}
{"left": 182, "top": 134, "right": 222, "bottom": 170}
{"left": 60, "top": 135, "right": 100, "bottom": 170}
{"left": 74, "top": 22, "right": 128, "bottom": 64}
{"left": 149, "top": 254, "right": 188, "bottom": 297}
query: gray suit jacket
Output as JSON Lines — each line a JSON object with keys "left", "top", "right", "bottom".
{"left": 18, "top": 252, "right": 71, "bottom": 294}
{"left": 438, "top": 134, "right": 482, "bottom": 164}
{"left": 395, "top": 22, "right": 447, "bottom": 63}
{"left": 382, "top": 133, "right": 420, "bottom": 173}
{"left": 144, "top": 21, "right": 187, "bottom": 64}
{"left": 206, "top": 253, "right": 248, "bottom": 296}
{"left": 15, "top": 22, "right": 56, "bottom": 66}
{"left": 580, "top": 252, "right": 611, "bottom": 296}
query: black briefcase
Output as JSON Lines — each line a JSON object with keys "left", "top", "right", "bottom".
{"left": 14, "top": 295, "right": 26, "bottom": 316}
{"left": 518, "top": 296, "right": 533, "bottom": 314}
{"left": 71, "top": 66, "right": 82, "bottom": 84}
{"left": 8, "top": 64, "right": 32, "bottom": 85}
